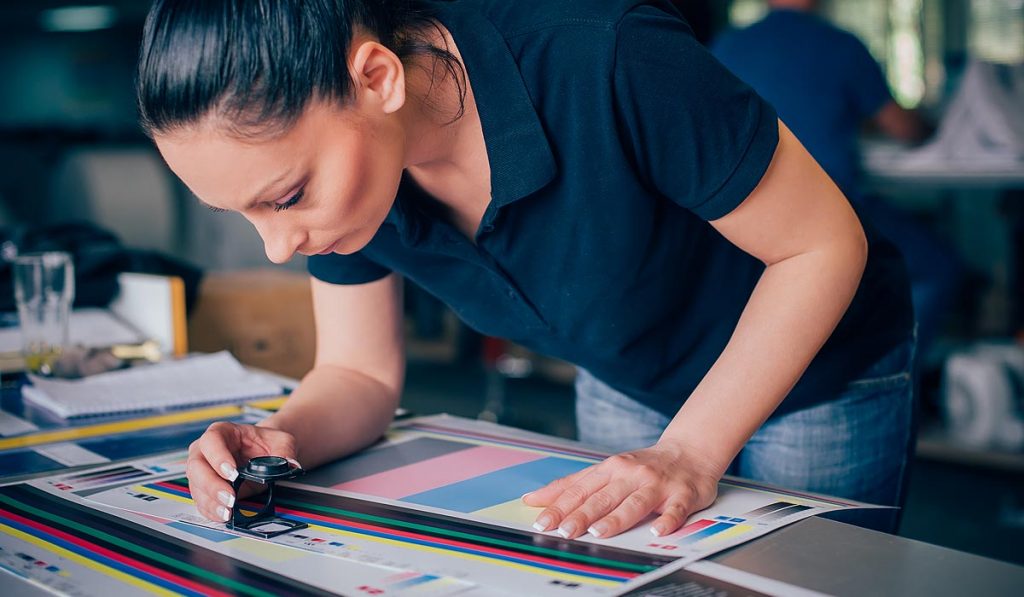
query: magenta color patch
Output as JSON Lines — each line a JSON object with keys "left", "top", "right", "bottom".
{"left": 333, "top": 445, "right": 545, "bottom": 499}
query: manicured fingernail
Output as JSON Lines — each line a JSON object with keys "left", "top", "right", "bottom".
{"left": 533, "top": 514, "right": 553, "bottom": 532}
{"left": 650, "top": 526, "right": 663, "bottom": 537}
{"left": 521, "top": 491, "right": 534, "bottom": 501}
{"left": 557, "top": 522, "right": 577, "bottom": 539}
{"left": 588, "top": 523, "right": 607, "bottom": 538}
{"left": 217, "top": 506, "right": 230, "bottom": 521}
{"left": 285, "top": 457, "right": 302, "bottom": 469}
{"left": 217, "top": 490, "right": 235, "bottom": 508}
{"left": 220, "top": 462, "right": 238, "bottom": 481}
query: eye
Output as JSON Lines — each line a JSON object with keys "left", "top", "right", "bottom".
{"left": 273, "top": 188, "right": 304, "bottom": 212}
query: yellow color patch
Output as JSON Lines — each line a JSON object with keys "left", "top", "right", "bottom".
{"left": 472, "top": 499, "right": 544, "bottom": 526}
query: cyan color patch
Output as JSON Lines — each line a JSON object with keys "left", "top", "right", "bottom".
{"left": 167, "top": 521, "right": 235, "bottom": 542}
{"left": 402, "top": 457, "right": 592, "bottom": 513}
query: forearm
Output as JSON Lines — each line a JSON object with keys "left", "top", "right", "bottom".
{"left": 258, "top": 364, "right": 400, "bottom": 469}
{"left": 660, "top": 238, "right": 866, "bottom": 474}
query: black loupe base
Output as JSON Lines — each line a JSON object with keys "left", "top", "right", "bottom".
{"left": 226, "top": 456, "right": 308, "bottom": 539}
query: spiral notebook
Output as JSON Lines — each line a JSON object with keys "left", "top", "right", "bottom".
{"left": 22, "top": 351, "right": 282, "bottom": 419}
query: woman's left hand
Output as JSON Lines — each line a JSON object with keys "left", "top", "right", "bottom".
{"left": 522, "top": 439, "right": 722, "bottom": 539}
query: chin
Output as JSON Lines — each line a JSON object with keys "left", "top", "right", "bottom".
{"left": 333, "top": 229, "right": 373, "bottom": 255}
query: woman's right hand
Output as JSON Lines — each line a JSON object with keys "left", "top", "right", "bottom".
{"left": 185, "top": 421, "right": 299, "bottom": 523}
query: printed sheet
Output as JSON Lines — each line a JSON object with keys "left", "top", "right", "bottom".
{"left": 1, "top": 415, "right": 872, "bottom": 596}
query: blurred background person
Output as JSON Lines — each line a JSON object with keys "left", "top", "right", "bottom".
{"left": 712, "top": 0, "right": 962, "bottom": 362}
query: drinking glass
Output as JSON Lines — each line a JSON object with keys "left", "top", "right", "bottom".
{"left": 13, "top": 252, "right": 75, "bottom": 373}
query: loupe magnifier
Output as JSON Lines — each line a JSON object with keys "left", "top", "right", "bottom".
{"left": 227, "top": 456, "right": 308, "bottom": 538}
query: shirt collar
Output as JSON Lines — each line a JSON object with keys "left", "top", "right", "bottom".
{"left": 385, "top": 2, "right": 557, "bottom": 243}
{"left": 434, "top": 2, "right": 557, "bottom": 208}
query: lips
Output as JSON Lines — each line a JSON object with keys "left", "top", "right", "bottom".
{"left": 316, "top": 240, "right": 340, "bottom": 255}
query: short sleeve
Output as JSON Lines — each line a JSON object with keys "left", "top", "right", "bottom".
{"left": 613, "top": 6, "right": 779, "bottom": 221}
{"left": 307, "top": 251, "right": 391, "bottom": 285}
{"left": 843, "top": 35, "right": 892, "bottom": 119}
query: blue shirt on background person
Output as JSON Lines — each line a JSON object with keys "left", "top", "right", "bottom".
{"left": 712, "top": 8, "right": 891, "bottom": 200}
{"left": 712, "top": 2, "right": 958, "bottom": 361}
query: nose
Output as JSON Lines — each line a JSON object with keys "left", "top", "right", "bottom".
{"left": 252, "top": 218, "right": 305, "bottom": 264}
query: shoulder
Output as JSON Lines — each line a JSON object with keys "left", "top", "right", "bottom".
{"left": 464, "top": 0, "right": 685, "bottom": 39}
{"left": 807, "top": 15, "right": 873, "bottom": 54}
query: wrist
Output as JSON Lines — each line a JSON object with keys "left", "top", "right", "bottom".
{"left": 656, "top": 432, "right": 733, "bottom": 479}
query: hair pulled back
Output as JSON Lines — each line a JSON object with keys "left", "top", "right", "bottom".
{"left": 137, "top": 0, "right": 464, "bottom": 137}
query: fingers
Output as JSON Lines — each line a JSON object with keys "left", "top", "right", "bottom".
{"left": 198, "top": 421, "right": 242, "bottom": 482}
{"left": 521, "top": 467, "right": 592, "bottom": 507}
{"left": 186, "top": 422, "right": 242, "bottom": 523}
{"left": 186, "top": 440, "right": 235, "bottom": 523}
{"left": 553, "top": 480, "right": 634, "bottom": 540}
{"left": 650, "top": 499, "right": 691, "bottom": 537}
{"left": 530, "top": 468, "right": 609, "bottom": 536}
{"left": 651, "top": 482, "right": 716, "bottom": 537}
{"left": 587, "top": 486, "right": 660, "bottom": 539}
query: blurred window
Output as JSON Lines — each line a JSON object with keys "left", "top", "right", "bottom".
{"left": 726, "top": 0, "right": 936, "bottom": 108}
{"left": 969, "top": 0, "right": 1024, "bottom": 63}
{"left": 729, "top": 0, "right": 768, "bottom": 26}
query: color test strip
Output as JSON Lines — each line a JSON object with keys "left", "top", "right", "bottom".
{"left": 0, "top": 510, "right": 217, "bottom": 597}
{"left": 663, "top": 518, "right": 716, "bottom": 540}
{"left": 0, "top": 519, "right": 185, "bottom": 597}
{"left": 0, "top": 484, "right": 330, "bottom": 596}
{"left": 403, "top": 457, "right": 592, "bottom": 513}
{"left": 759, "top": 504, "right": 812, "bottom": 522}
{"left": 699, "top": 523, "right": 754, "bottom": 544}
{"left": 744, "top": 501, "right": 797, "bottom": 518}
{"left": 146, "top": 481, "right": 627, "bottom": 586}
{"left": 334, "top": 445, "right": 545, "bottom": 498}
{"left": 151, "top": 478, "right": 670, "bottom": 578}
{"left": 302, "top": 437, "right": 473, "bottom": 488}
{"left": 677, "top": 521, "right": 735, "bottom": 545}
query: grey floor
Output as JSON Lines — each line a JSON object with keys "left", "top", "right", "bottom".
{"left": 402, "top": 359, "right": 1024, "bottom": 567}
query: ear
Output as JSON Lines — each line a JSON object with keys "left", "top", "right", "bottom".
{"left": 349, "top": 40, "right": 406, "bottom": 115}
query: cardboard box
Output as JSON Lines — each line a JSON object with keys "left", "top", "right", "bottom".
{"left": 187, "top": 269, "right": 314, "bottom": 380}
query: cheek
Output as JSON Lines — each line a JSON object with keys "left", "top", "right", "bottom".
{"left": 331, "top": 134, "right": 404, "bottom": 246}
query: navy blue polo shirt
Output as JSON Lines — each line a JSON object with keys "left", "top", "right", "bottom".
{"left": 712, "top": 10, "right": 893, "bottom": 200}
{"left": 309, "top": 0, "right": 913, "bottom": 418}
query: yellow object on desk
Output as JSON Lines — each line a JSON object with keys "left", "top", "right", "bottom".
{"left": 0, "top": 396, "right": 287, "bottom": 451}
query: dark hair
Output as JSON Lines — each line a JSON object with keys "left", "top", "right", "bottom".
{"left": 137, "top": 0, "right": 465, "bottom": 137}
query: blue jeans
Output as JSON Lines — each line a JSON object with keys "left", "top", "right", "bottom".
{"left": 575, "top": 336, "right": 917, "bottom": 533}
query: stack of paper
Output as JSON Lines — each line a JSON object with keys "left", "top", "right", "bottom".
{"left": 868, "top": 59, "right": 1024, "bottom": 173}
{"left": 22, "top": 351, "right": 282, "bottom": 418}
{"left": 0, "top": 308, "right": 145, "bottom": 355}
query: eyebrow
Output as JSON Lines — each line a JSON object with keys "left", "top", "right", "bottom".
{"left": 195, "top": 170, "right": 292, "bottom": 213}
{"left": 245, "top": 170, "right": 294, "bottom": 209}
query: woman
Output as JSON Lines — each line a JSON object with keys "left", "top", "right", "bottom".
{"left": 140, "top": 0, "right": 916, "bottom": 539}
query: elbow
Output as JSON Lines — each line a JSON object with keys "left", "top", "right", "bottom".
{"left": 845, "top": 219, "right": 869, "bottom": 286}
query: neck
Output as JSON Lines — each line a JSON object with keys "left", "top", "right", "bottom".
{"left": 398, "top": 27, "right": 479, "bottom": 174}
{"left": 396, "top": 23, "right": 492, "bottom": 238}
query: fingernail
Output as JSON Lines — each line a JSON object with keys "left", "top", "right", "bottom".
{"left": 521, "top": 491, "right": 534, "bottom": 501}
{"left": 220, "top": 462, "right": 238, "bottom": 482}
{"left": 588, "top": 522, "right": 607, "bottom": 538}
{"left": 285, "top": 457, "right": 302, "bottom": 469}
{"left": 217, "top": 506, "right": 230, "bottom": 522}
{"left": 650, "top": 525, "right": 663, "bottom": 537}
{"left": 557, "top": 522, "right": 577, "bottom": 539}
{"left": 217, "top": 490, "right": 235, "bottom": 508}
{"left": 532, "top": 514, "right": 553, "bottom": 532}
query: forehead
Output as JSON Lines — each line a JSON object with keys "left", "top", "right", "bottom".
{"left": 155, "top": 128, "right": 292, "bottom": 204}
{"left": 154, "top": 110, "right": 322, "bottom": 207}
